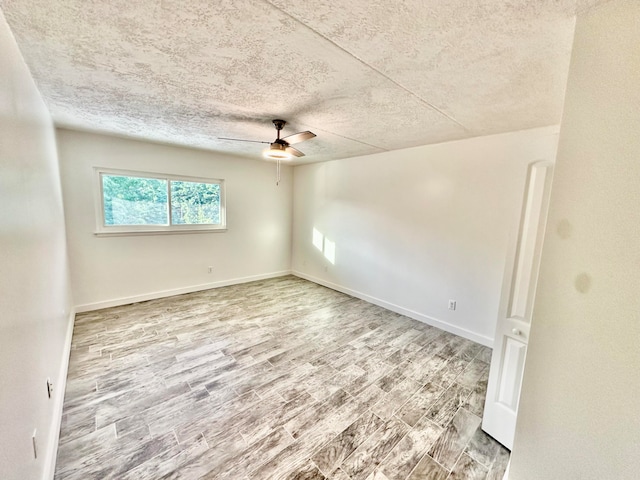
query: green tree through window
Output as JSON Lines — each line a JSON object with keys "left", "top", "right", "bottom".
{"left": 171, "top": 181, "right": 220, "bottom": 225}
{"left": 103, "top": 175, "right": 168, "bottom": 225}
{"left": 99, "top": 171, "right": 224, "bottom": 231}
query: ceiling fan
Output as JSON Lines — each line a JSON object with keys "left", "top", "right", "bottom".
{"left": 219, "top": 119, "right": 316, "bottom": 160}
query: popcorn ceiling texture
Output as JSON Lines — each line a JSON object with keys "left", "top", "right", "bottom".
{"left": 0, "top": 0, "right": 607, "bottom": 163}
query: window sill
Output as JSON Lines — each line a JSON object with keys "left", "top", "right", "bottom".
{"left": 94, "top": 228, "right": 227, "bottom": 237}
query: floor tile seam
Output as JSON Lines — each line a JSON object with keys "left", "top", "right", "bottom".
{"left": 448, "top": 451, "right": 489, "bottom": 479}
{"left": 62, "top": 388, "right": 130, "bottom": 416}
{"left": 372, "top": 422, "right": 417, "bottom": 478}
{"left": 254, "top": 380, "right": 291, "bottom": 401}
{"left": 333, "top": 466, "right": 352, "bottom": 479}
{"left": 290, "top": 390, "right": 359, "bottom": 439}
{"left": 403, "top": 383, "right": 450, "bottom": 427}
{"left": 430, "top": 406, "right": 483, "bottom": 472}
{"left": 186, "top": 378, "right": 201, "bottom": 391}
{"left": 456, "top": 406, "right": 481, "bottom": 422}
{"left": 430, "top": 451, "right": 453, "bottom": 475}
{"left": 313, "top": 453, "right": 334, "bottom": 478}
{"left": 57, "top": 414, "right": 100, "bottom": 447}
{"left": 178, "top": 426, "right": 213, "bottom": 450}
{"left": 278, "top": 425, "right": 297, "bottom": 445}
{"left": 174, "top": 401, "right": 242, "bottom": 442}
{"left": 95, "top": 333, "right": 173, "bottom": 350}
{"left": 281, "top": 422, "right": 297, "bottom": 441}
{"left": 463, "top": 446, "right": 495, "bottom": 471}
{"left": 245, "top": 439, "right": 307, "bottom": 480}
{"left": 308, "top": 458, "right": 327, "bottom": 478}
{"left": 119, "top": 430, "right": 190, "bottom": 478}
{"left": 384, "top": 377, "right": 435, "bottom": 418}
{"left": 390, "top": 410, "right": 417, "bottom": 435}
{"left": 339, "top": 415, "right": 407, "bottom": 479}
{"left": 57, "top": 424, "right": 150, "bottom": 477}
{"left": 469, "top": 347, "right": 490, "bottom": 363}
{"left": 394, "top": 450, "right": 436, "bottom": 480}
{"left": 379, "top": 410, "right": 445, "bottom": 480}
{"left": 316, "top": 409, "right": 382, "bottom": 474}
{"left": 141, "top": 399, "right": 212, "bottom": 436}
{"left": 461, "top": 429, "right": 506, "bottom": 471}
{"left": 62, "top": 378, "right": 97, "bottom": 402}
{"left": 445, "top": 382, "right": 475, "bottom": 407}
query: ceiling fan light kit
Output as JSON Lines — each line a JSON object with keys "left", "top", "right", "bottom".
{"left": 263, "top": 142, "right": 292, "bottom": 160}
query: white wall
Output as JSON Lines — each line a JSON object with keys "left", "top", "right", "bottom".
{"left": 292, "top": 127, "right": 559, "bottom": 345}
{"left": 510, "top": 1, "right": 640, "bottom": 478}
{"left": 57, "top": 129, "right": 293, "bottom": 310}
{"left": 0, "top": 11, "right": 74, "bottom": 480}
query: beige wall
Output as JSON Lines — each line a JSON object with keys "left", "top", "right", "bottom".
{"left": 510, "top": 1, "right": 640, "bottom": 478}
{"left": 0, "top": 11, "right": 74, "bottom": 480}
{"left": 57, "top": 129, "right": 293, "bottom": 310}
{"left": 292, "top": 127, "right": 559, "bottom": 346}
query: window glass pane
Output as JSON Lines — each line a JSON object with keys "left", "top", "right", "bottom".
{"left": 102, "top": 175, "right": 168, "bottom": 225}
{"left": 170, "top": 181, "right": 221, "bottom": 225}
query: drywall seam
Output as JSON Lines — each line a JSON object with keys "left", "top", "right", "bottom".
{"left": 294, "top": 271, "right": 494, "bottom": 347}
{"left": 43, "top": 308, "right": 75, "bottom": 480}
{"left": 74, "top": 271, "right": 292, "bottom": 312}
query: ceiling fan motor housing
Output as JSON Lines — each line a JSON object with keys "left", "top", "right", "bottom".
{"left": 272, "top": 119, "right": 286, "bottom": 132}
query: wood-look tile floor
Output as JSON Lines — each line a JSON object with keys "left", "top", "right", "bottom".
{"left": 55, "top": 276, "right": 509, "bottom": 480}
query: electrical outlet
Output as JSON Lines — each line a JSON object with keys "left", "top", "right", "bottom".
{"left": 448, "top": 300, "right": 457, "bottom": 311}
{"left": 207, "top": 266, "right": 213, "bottom": 274}
{"left": 46, "top": 378, "right": 53, "bottom": 399}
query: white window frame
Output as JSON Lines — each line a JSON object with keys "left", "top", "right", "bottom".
{"left": 94, "top": 167, "right": 226, "bottom": 236}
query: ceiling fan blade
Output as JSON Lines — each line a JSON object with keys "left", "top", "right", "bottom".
{"left": 217, "top": 137, "right": 270, "bottom": 144}
{"left": 285, "top": 146, "right": 305, "bottom": 157}
{"left": 281, "top": 131, "right": 316, "bottom": 145}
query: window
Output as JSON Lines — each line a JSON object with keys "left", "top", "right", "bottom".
{"left": 95, "top": 168, "right": 226, "bottom": 234}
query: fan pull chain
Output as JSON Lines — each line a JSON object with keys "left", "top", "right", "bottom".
{"left": 276, "top": 159, "right": 281, "bottom": 186}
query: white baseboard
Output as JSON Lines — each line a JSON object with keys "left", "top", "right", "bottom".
{"left": 74, "top": 270, "right": 292, "bottom": 312}
{"left": 293, "top": 271, "right": 494, "bottom": 348}
{"left": 43, "top": 307, "right": 76, "bottom": 480}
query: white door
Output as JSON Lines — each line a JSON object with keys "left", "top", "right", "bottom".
{"left": 482, "top": 161, "right": 554, "bottom": 450}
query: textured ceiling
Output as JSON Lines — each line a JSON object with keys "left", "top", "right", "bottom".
{"left": 1, "top": 0, "right": 607, "bottom": 164}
